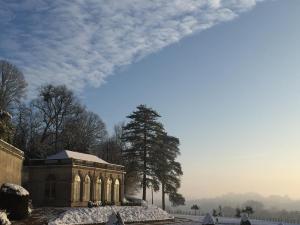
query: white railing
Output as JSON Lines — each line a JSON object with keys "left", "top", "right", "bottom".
{"left": 167, "top": 209, "right": 300, "bottom": 225}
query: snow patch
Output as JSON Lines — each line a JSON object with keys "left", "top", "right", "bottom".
{"left": 0, "top": 211, "right": 11, "bottom": 225}
{"left": 202, "top": 213, "right": 215, "bottom": 225}
{"left": 0, "top": 183, "right": 29, "bottom": 196}
{"left": 48, "top": 205, "right": 173, "bottom": 225}
{"left": 106, "top": 211, "right": 125, "bottom": 225}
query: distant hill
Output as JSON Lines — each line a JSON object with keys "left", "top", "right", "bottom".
{"left": 167, "top": 193, "right": 300, "bottom": 212}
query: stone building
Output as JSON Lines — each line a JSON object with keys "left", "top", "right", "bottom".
{"left": 0, "top": 139, "right": 24, "bottom": 187}
{"left": 24, "top": 150, "right": 125, "bottom": 207}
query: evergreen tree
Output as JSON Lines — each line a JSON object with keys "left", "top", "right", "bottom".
{"left": 122, "top": 104, "right": 164, "bottom": 201}
{"left": 0, "top": 110, "right": 13, "bottom": 142}
{"left": 191, "top": 204, "right": 200, "bottom": 215}
{"left": 154, "top": 133, "right": 185, "bottom": 209}
{"left": 236, "top": 208, "right": 241, "bottom": 218}
{"left": 169, "top": 192, "right": 185, "bottom": 207}
{"left": 242, "top": 206, "right": 254, "bottom": 215}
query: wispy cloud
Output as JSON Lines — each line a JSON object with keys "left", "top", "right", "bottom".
{"left": 0, "top": 0, "right": 265, "bottom": 93}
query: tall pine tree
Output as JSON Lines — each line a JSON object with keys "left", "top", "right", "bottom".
{"left": 122, "top": 105, "right": 164, "bottom": 200}
{"left": 154, "top": 133, "right": 185, "bottom": 209}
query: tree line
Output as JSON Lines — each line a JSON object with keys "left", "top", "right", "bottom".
{"left": 0, "top": 60, "right": 185, "bottom": 209}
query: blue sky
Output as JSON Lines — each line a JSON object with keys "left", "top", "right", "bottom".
{"left": 1, "top": 0, "right": 300, "bottom": 199}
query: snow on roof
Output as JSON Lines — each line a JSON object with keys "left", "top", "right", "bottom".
{"left": 1, "top": 183, "right": 29, "bottom": 196}
{"left": 46, "top": 150, "right": 110, "bottom": 164}
{"left": 202, "top": 213, "right": 215, "bottom": 225}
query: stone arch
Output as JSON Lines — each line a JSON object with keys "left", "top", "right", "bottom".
{"left": 95, "top": 176, "right": 103, "bottom": 201}
{"left": 45, "top": 174, "right": 56, "bottom": 200}
{"left": 73, "top": 174, "right": 81, "bottom": 202}
{"left": 106, "top": 177, "right": 112, "bottom": 202}
{"left": 83, "top": 174, "right": 91, "bottom": 201}
{"left": 114, "top": 178, "right": 120, "bottom": 203}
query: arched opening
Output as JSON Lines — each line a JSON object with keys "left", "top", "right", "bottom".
{"left": 95, "top": 177, "right": 102, "bottom": 201}
{"left": 45, "top": 174, "right": 56, "bottom": 200}
{"left": 83, "top": 175, "right": 91, "bottom": 201}
{"left": 114, "top": 179, "right": 120, "bottom": 203}
{"left": 73, "top": 175, "right": 81, "bottom": 202}
{"left": 106, "top": 178, "right": 112, "bottom": 202}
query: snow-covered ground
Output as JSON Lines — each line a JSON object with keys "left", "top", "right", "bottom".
{"left": 172, "top": 214, "right": 300, "bottom": 225}
{"left": 48, "top": 205, "right": 173, "bottom": 225}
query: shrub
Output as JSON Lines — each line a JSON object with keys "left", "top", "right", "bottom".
{"left": 0, "top": 183, "right": 30, "bottom": 220}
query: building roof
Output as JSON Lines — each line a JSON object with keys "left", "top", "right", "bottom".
{"left": 47, "top": 150, "right": 110, "bottom": 165}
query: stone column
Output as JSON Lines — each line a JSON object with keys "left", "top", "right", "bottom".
{"left": 121, "top": 173, "right": 125, "bottom": 202}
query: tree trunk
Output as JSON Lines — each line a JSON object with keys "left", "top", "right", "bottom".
{"left": 142, "top": 157, "right": 147, "bottom": 200}
{"left": 55, "top": 126, "right": 58, "bottom": 153}
{"left": 142, "top": 125, "right": 147, "bottom": 201}
{"left": 55, "top": 113, "right": 59, "bottom": 153}
{"left": 162, "top": 182, "right": 165, "bottom": 210}
{"left": 151, "top": 186, "right": 153, "bottom": 204}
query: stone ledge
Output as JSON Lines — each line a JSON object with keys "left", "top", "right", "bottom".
{"left": 0, "top": 139, "right": 24, "bottom": 160}
{"left": 75, "top": 218, "right": 175, "bottom": 225}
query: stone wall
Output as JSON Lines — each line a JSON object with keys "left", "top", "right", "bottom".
{"left": 25, "top": 164, "right": 73, "bottom": 207}
{"left": 0, "top": 139, "right": 24, "bottom": 187}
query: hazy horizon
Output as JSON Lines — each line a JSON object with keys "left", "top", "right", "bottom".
{"left": 150, "top": 190, "right": 300, "bottom": 203}
{"left": 178, "top": 192, "right": 300, "bottom": 202}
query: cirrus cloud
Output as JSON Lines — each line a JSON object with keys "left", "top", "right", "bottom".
{"left": 0, "top": 0, "right": 266, "bottom": 93}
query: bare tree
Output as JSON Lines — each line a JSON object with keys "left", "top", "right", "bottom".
{"left": 12, "top": 103, "right": 43, "bottom": 157}
{"left": 12, "top": 103, "right": 31, "bottom": 150}
{"left": 99, "top": 122, "right": 125, "bottom": 163}
{"left": 32, "top": 84, "right": 82, "bottom": 154}
{"left": 12, "top": 84, "right": 108, "bottom": 158}
{"left": 63, "top": 110, "right": 108, "bottom": 153}
{"left": 0, "top": 60, "right": 27, "bottom": 112}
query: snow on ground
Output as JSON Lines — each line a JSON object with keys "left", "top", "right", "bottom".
{"left": 0, "top": 183, "right": 29, "bottom": 196}
{"left": 48, "top": 205, "right": 173, "bottom": 225}
{"left": 172, "top": 214, "right": 300, "bottom": 225}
